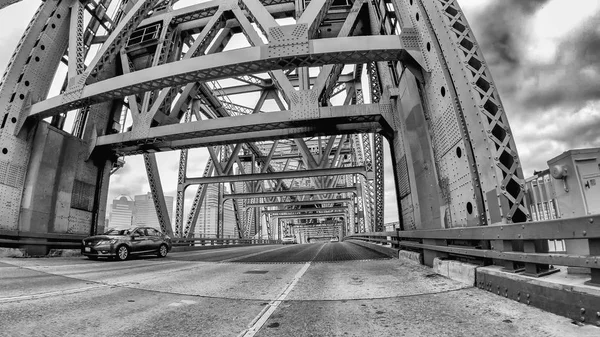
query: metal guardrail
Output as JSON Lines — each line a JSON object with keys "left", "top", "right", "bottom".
{"left": 0, "top": 230, "right": 86, "bottom": 249}
{"left": 172, "top": 238, "right": 280, "bottom": 247}
{"left": 0, "top": 230, "right": 280, "bottom": 251}
{"left": 345, "top": 214, "right": 600, "bottom": 286}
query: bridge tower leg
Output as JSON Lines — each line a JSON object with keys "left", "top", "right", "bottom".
{"left": 0, "top": 1, "right": 119, "bottom": 254}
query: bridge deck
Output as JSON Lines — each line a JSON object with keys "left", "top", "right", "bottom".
{"left": 0, "top": 243, "right": 596, "bottom": 336}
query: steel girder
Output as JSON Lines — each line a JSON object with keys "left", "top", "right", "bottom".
{"left": 27, "top": 36, "right": 412, "bottom": 120}
{"left": 224, "top": 187, "right": 357, "bottom": 200}
{"left": 245, "top": 198, "right": 352, "bottom": 208}
{"left": 184, "top": 166, "right": 366, "bottom": 186}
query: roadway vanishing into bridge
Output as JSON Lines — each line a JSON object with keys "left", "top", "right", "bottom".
{"left": 0, "top": 242, "right": 595, "bottom": 337}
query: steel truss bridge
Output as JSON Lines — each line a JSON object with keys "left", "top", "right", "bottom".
{"left": 0, "top": 0, "right": 598, "bottom": 326}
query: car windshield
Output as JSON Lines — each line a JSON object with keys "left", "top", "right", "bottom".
{"left": 102, "top": 228, "right": 134, "bottom": 235}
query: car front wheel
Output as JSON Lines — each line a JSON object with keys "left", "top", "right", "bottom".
{"left": 115, "top": 245, "right": 129, "bottom": 261}
{"left": 157, "top": 244, "right": 168, "bottom": 258}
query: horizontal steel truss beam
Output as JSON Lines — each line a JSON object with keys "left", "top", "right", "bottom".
{"left": 224, "top": 186, "right": 356, "bottom": 200}
{"left": 218, "top": 74, "right": 354, "bottom": 96}
{"left": 276, "top": 213, "right": 346, "bottom": 220}
{"left": 140, "top": 0, "right": 295, "bottom": 27}
{"left": 263, "top": 206, "right": 347, "bottom": 214}
{"left": 95, "top": 104, "right": 393, "bottom": 155}
{"left": 28, "top": 36, "right": 410, "bottom": 119}
{"left": 246, "top": 198, "right": 352, "bottom": 207}
{"left": 184, "top": 166, "right": 365, "bottom": 187}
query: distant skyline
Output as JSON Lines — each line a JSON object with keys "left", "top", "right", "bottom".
{"left": 1, "top": 1, "right": 599, "bottom": 224}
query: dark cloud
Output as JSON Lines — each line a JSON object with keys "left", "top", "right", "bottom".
{"left": 462, "top": 0, "right": 600, "bottom": 176}
{"left": 521, "top": 15, "right": 600, "bottom": 108}
{"left": 469, "top": 0, "right": 549, "bottom": 67}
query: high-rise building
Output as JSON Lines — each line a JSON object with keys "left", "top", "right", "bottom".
{"left": 108, "top": 195, "right": 134, "bottom": 230}
{"left": 133, "top": 192, "right": 174, "bottom": 230}
{"left": 193, "top": 184, "right": 237, "bottom": 238}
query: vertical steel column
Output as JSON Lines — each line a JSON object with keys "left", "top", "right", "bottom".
{"left": 174, "top": 110, "right": 191, "bottom": 238}
{"left": 218, "top": 182, "right": 224, "bottom": 238}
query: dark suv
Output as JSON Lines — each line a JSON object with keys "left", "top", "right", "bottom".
{"left": 82, "top": 227, "right": 172, "bottom": 261}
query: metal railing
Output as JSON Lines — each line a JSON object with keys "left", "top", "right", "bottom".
{"left": 172, "top": 238, "right": 280, "bottom": 247}
{"left": 345, "top": 214, "right": 600, "bottom": 286}
{"left": 0, "top": 230, "right": 86, "bottom": 250}
{"left": 0, "top": 230, "right": 280, "bottom": 251}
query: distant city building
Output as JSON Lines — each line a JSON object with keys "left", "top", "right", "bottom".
{"left": 108, "top": 195, "right": 134, "bottom": 230}
{"left": 133, "top": 192, "right": 174, "bottom": 230}
{"left": 194, "top": 184, "right": 237, "bottom": 238}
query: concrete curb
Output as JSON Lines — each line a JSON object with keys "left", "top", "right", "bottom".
{"left": 0, "top": 248, "right": 27, "bottom": 258}
{"left": 432, "top": 258, "right": 477, "bottom": 286}
{"left": 398, "top": 250, "right": 422, "bottom": 264}
{"left": 345, "top": 240, "right": 399, "bottom": 259}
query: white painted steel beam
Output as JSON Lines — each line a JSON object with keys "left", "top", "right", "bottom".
{"left": 94, "top": 103, "right": 393, "bottom": 155}
{"left": 262, "top": 207, "right": 347, "bottom": 214}
{"left": 276, "top": 213, "right": 346, "bottom": 220}
{"left": 246, "top": 198, "right": 352, "bottom": 207}
{"left": 28, "top": 36, "right": 410, "bottom": 119}
{"left": 185, "top": 166, "right": 365, "bottom": 186}
{"left": 224, "top": 187, "right": 357, "bottom": 200}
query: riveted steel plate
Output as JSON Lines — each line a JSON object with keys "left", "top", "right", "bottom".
{"left": 268, "top": 24, "right": 309, "bottom": 58}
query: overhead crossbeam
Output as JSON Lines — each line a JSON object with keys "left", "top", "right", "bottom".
{"left": 28, "top": 36, "right": 412, "bottom": 119}
{"left": 95, "top": 104, "right": 393, "bottom": 155}
{"left": 245, "top": 198, "right": 352, "bottom": 208}
{"left": 276, "top": 213, "right": 346, "bottom": 220}
{"left": 225, "top": 187, "right": 357, "bottom": 200}
{"left": 185, "top": 166, "right": 365, "bottom": 187}
{"left": 263, "top": 206, "right": 347, "bottom": 214}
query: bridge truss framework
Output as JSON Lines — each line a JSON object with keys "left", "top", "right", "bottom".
{"left": 0, "top": 0, "right": 528, "bottom": 251}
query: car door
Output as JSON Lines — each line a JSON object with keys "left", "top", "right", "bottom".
{"left": 146, "top": 228, "right": 162, "bottom": 251}
{"left": 130, "top": 228, "right": 148, "bottom": 252}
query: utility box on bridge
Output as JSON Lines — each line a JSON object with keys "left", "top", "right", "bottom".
{"left": 545, "top": 148, "right": 600, "bottom": 271}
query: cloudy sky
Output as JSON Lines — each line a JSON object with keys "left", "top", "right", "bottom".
{"left": 1, "top": 0, "right": 599, "bottom": 224}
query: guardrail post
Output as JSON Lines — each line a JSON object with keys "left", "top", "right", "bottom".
{"left": 585, "top": 239, "right": 600, "bottom": 287}
{"left": 522, "top": 239, "right": 559, "bottom": 277}
{"left": 422, "top": 239, "right": 448, "bottom": 266}
{"left": 495, "top": 240, "right": 524, "bottom": 273}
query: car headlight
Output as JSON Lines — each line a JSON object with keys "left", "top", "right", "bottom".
{"left": 96, "top": 239, "right": 117, "bottom": 245}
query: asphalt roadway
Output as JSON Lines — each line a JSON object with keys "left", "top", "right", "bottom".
{"left": 0, "top": 242, "right": 597, "bottom": 337}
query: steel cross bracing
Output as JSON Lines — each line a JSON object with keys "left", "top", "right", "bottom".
{"left": 0, "top": 0, "right": 530, "bottom": 246}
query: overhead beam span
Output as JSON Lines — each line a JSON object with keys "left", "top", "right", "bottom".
{"left": 28, "top": 36, "right": 411, "bottom": 119}
{"left": 263, "top": 206, "right": 347, "bottom": 214}
{"left": 95, "top": 104, "right": 393, "bottom": 155}
{"left": 246, "top": 198, "right": 352, "bottom": 207}
{"left": 276, "top": 213, "right": 346, "bottom": 220}
{"left": 185, "top": 166, "right": 365, "bottom": 186}
{"left": 224, "top": 187, "right": 356, "bottom": 200}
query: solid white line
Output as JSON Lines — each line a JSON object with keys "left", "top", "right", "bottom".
{"left": 240, "top": 261, "right": 311, "bottom": 337}
{"left": 0, "top": 284, "right": 109, "bottom": 304}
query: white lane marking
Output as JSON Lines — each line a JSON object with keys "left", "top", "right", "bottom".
{"left": 239, "top": 262, "right": 311, "bottom": 337}
{"left": 220, "top": 245, "right": 292, "bottom": 263}
{"left": 167, "top": 299, "right": 198, "bottom": 307}
{"left": 0, "top": 284, "right": 109, "bottom": 304}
